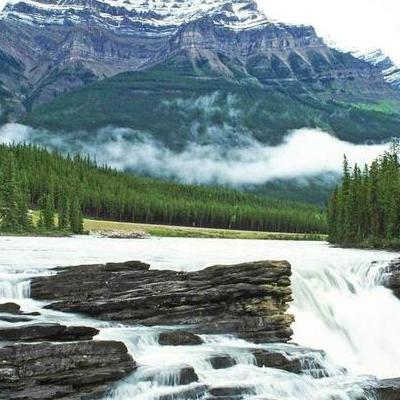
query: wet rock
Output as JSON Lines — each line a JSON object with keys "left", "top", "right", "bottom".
{"left": 0, "top": 340, "right": 136, "bottom": 400}
{"left": 158, "top": 331, "right": 204, "bottom": 346}
{"left": 248, "top": 346, "right": 328, "bottom": 376}
{"left": 209, "top": 355, "right": 237, "bottom": 369}
{"left": 382, "top": 259, "right": 400, "bottom": 299}
{"left": 208, "top": 387, "right": 256, "bottom": 397}
{"left": 0, "top": 323, "right": 99, "bottom": 342}
{"left": 364, "top": 378, "right": 400, "bottom": 400}
{"left": 0, "top": 341, "right": 136, "bottom": 399}
{"left": 0, "top": 303, "right": 21, "bottom": 314}
{"left": 178, "top": 367, "right": 199, "bottom": 385}
{"left": 31, "top": 260, "right": 294, "bottom": 343}
{"left": 251, "top": 348, "right": 302, "bottom": 373}
{"left": 139, "top": 365, "right": 199, "bottom": 386}
{"left": 159, "top": 385, "right": 208, "bottom": 400}
{"left": 0, "top": 302, "right": 41, "bottom": 317}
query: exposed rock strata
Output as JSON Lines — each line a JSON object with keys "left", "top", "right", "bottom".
{"left": 31, "top": 260, "right": 294, "bottom": 343}
{"left": 0, "top": 340, "right": 136, "bottom": 400}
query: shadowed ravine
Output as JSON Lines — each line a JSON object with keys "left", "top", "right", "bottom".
{"left": 0, "top": 237, "right": 399, "bottom": 399}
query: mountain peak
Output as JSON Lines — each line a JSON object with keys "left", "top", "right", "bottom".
{"left": 1, "top": 0, "right": 270, "bottom": 33}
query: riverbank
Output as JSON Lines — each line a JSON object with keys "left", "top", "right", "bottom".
{"left": 84, "top": 218, "right": 327, "bottom": 241}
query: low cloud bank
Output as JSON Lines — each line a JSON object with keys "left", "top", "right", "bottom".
{"left": 0, "top": 124, "right": 389, "bottom": 186}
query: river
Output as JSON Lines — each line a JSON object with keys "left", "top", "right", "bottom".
{"left": 0, "top": 236, "right": 398, "bottom": 399}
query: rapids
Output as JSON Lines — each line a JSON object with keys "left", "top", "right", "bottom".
{"left": 0, "top": 236, "right": 398, "bottom": 399}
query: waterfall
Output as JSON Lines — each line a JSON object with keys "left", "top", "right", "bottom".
{"left": 0, "top": 270, "right": 32, "bottom": 299}
{"left": 0, "top": 236, "right": 397, "bottom": 399}
{"left": 291, "top": 259, "right": 400, "bottom": 378}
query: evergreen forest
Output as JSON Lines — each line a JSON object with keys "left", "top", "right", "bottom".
{"left": 328, "top": 143, "right": 400, "bottom": 248}
{"left": 0, "top": 144, "right": 327, "bottom": 235}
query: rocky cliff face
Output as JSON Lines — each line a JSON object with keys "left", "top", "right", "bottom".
{"left": 31, "top": 260, "right": 294, "bottom": 343}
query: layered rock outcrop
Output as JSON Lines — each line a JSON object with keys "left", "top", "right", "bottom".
{"left": 0, "top": 340, "right": 136, "bottom": 400}
{"left": 31, "top": 260, "right": 294, "bottom": 343}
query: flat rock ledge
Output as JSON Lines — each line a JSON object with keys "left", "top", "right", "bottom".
{"left": 31, "top": 260, "right": 294, "bottom": 343}
{"left": 0, "top": 323, "right": 99, "bottom": 342}
{"left": 0, "top": 340, "right": 136, "bottom": 400}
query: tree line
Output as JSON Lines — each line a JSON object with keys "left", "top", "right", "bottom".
{"left": 0, "top": 144, "right": 327, "bottom": 234}
{"left": 328, "top": 143, "right": 400, "bottom": 248}
{"left": 0, "top": 151, "right": 83, "bottom": 234}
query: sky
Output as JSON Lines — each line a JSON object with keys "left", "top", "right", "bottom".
{"left": 0, "top": 0, "right": 398, "bottom": 64}
{"left": 258, "top": 0, "right": 400, "bottom": 64}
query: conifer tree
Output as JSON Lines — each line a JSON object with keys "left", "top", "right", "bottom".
{"left": 58, "top": 194, "right": 70, "bottom": 230}
{"left": 39, "top": 193, "right": 55, "bottom": 230}
{"left": 70, "top": 196, "right": 83, "bottom": 234}
{"left": 17, "top": 189, "right": 33, "bottom": 231}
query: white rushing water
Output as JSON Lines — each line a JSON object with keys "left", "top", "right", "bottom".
{"left": 0, "top": 236, "right": 398, "bottom": 399}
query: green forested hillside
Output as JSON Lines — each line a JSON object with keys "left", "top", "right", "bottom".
{"left": 23, "top": 54, "right": 400, "bottom": 148}
{"left": 0, "top": 144, "right": 327, "bottom": 234}
{"left": 328, "top": 144, "right": 400, "bottom": 248}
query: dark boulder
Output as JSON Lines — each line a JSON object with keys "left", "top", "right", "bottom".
{"left": 0, "top": 302, "right": 41, "bottom": 317}
{"left": 208, "top": 387, "right": 256, "bottom": 397}
{"left": 0, "top": 303, "right": 21, "bottom": 314}
{"left": 249, "top": 346, "right": 328, "bottom": 376}
{"left": 252, "top": 348, "right": 302, "bottom": 373}
{"left": 209, "top": 355, "right": 237, "bottom": 369}
{"left": 0, "top": 340, "right": 136, "bottom": 400}
{"left": 31, "top": 260, "right": 294, "bottom": 343}
{"left": 177, "top": 367, "right": 199, "bottom": 385}
{"left": 158, "top": 331, "right": 204, "bottom": 346}
{"left": 0, "top": 323, "right": 99, "bottom": 342}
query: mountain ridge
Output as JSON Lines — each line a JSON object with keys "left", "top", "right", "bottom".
{"left": 0, "top": 0, "right": 399, "bottom": 146}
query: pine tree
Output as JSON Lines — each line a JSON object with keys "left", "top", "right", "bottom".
{"left": 39, "top": 193, "right": 55, "bottom": 230}
{"left": 58, "top": 193, "right": 70, "bottom": 230}
{"left": 70, "top": 195, "right": 83, "bottom": 234}
{"left": 16, "top": 189, "right": 33, "bottom": 231}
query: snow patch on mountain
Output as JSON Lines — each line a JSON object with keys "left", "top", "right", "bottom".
{"left": 353, "top": 49, "right": 400, "bottom": 90}
{"left": 1, "top": 0, "right": 270, "bottom": 33}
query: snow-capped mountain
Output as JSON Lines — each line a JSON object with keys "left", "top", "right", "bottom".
{"left": 1, "top": 0, "right": 270, "bottom": 33}
{"left": 0, "top": 0, "right": 399, "bottom": 145}
{"left": 354, "top": 49, "right": 400, "bottom": 90}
